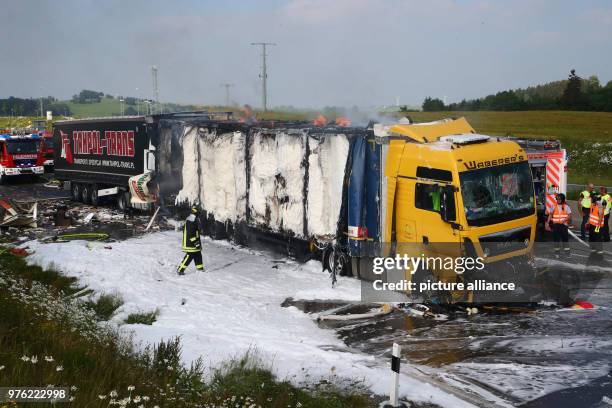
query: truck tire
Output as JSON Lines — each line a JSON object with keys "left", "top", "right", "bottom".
{"left": 71, "top": 183, "right": 82, "bottom": 202}
{"left": 81, "top": 184, "right": 92, "bottom": 204}
{"left": 117, "top": 192, "right": 129, "bottom": 211}
{"left": 90, "top": 185, "right": 100, "bottom": 206}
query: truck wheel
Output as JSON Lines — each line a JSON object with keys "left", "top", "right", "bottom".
{"left": 81, "top": 184, "right": 92, "bottom": 204}
{"left": 117, "top": 192, "right": 129, "bottom": 211}
{"left": 71, "top": 183, "right": 82, "bottom": 202}
{"left": 90, "top": 185, "right": 100, "bottom": 206}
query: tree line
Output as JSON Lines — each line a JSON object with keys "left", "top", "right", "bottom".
{"left": 421, "top": 70, "right": 612, "bottom": 112}
{"left": 0, "top": 97, "right": 72, "bottom": 116}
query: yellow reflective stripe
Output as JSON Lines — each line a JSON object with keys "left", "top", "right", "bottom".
{"left": 178, "top": 254, "right": 190, "bottom": 271}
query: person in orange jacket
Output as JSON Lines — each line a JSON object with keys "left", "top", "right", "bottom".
{"left": 546, "top": 193, "right": 572, "bottom": 258}
{"left": 588, "top": 195, "right": 605, "bottom": 255}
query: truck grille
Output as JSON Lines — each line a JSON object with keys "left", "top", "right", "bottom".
{"left": 479, "top": 226, "right": 531, "bottom": 257}
{"left": 15, "top": 159, "right": 36, "bottom": 167}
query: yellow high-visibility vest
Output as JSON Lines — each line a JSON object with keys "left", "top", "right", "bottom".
{"left": 581, "top": 190, "right": 591, "bottom": 208}
{"left": 602, "top": 193, "right": 611, "bottom": 215}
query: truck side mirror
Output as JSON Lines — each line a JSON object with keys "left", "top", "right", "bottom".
{"left": 440, "top": 185, "right": 456, "bottom": 223}
{"left": 146, "top": 151, "right": 156, "bottom": 172}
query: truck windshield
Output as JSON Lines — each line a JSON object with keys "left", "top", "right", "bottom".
{"left": 460, "top": 161, "right": 534, "bottom": 226}
{"left": 6, "top": 141, "right": 40, "bottom": 154}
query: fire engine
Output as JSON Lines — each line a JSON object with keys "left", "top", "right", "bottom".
{"left": 0, "top": 133, "right": 45, "bottom": 183}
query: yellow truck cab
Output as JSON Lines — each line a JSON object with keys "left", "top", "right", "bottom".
{"left": 374, "top": 118, "right": 537, "bottom": 302}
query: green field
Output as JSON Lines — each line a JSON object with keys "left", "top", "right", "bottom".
{"left": 66, "top": 98, "right": 124, "bottom": 117}
{"left": 404, "top": 110, "right": 612, "bottom": 143}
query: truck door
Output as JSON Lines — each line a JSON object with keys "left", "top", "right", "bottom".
{"left": 412, "top": 180, "right": 459, "bottom": 244}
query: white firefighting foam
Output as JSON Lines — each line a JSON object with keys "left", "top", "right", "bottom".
{"left": 248, "top": 131, "right": 306, "bottom": 235}
{"left": 307, "top": 135, "right": 350, "bottom": 237}
{"left": 198, "top": 131, "right": 247, "bottom": 222}
{"left": 175, "top": 127, "right": 200, "bottom": 205}
{"left": 176, "top": 128, "right": 350, "bottom": 238}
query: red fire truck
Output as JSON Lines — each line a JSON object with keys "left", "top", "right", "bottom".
{"left": 0, "top": 133, "right": 45, "bottom": 183}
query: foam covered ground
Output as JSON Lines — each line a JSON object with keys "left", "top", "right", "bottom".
{"left": 23, "top": 231, "right": 475, "bottom": 408}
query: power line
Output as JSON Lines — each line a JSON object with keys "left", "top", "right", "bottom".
{"left": 220, "top": 83, "right": 234, "bottom": 107}
{"left": 250, "top": 42, "right": 276, "bottom": 112}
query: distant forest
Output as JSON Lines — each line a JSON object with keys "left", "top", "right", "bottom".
{"left": 0, "top": 97, "right": 72, "bottom": 116}
{"left": 421, "top": 70, "right": 612, "bottom": 112}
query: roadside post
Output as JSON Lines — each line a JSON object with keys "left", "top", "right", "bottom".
{"left": 381, "top": 343, "right": 407, "bottom": 408}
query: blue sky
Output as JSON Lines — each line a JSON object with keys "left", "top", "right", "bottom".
{"left": 1, "top": 0, "right": 611, "bottom": 108}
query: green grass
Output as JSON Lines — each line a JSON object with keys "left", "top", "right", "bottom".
{"left": 0, "top": 249, "right": 375, "bottom": 407}
{"left": 124, "top": 310, "right": 159, "bottom": 325}
{"left": 404, "top": 110, "right": 612, "bottom": 143}
{"left": 84, "top": 293, "right": 124, "bottom": 321}
{"left": 65, "top": 98, "right": 124, "bottom": 117}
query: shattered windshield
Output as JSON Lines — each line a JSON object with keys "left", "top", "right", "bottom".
{"left": 6, "top": 141, "right": 40, "bottom": 154}
{"left": 460, "top": 161, "right": 534, "bottom": 226}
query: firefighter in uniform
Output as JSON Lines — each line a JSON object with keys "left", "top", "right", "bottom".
{"left": 177, "top": 206, "right": 204, "bottom": 275}
{"left": 588, "top": 195, "right": 605, "bottom": 255}
{"left": 580, "top": 183, "right": 594, "bottom": 240}
{"left": 546, "top": 193, "right": 571, "bottom": 258}
{"left": 600, "top": 186, "right": 611, "bottom": 242}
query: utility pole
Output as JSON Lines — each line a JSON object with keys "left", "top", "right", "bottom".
{"left": 250, "top": 42, "right": 276, "bottom": 112}
{"left": 40, "top": 96, "right": 43, "bottom": 118}
{"left": 220, "top": 83, "right": 234, "bottom": 107}
{"left": 151, "top": 65, "right": 160, "bottom": 114}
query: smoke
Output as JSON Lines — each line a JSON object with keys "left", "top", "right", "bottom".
{"left": 319, "top": 106, "right": 402, "bottom": 127}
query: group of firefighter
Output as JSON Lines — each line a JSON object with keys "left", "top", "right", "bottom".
{"left": 546, "top": 183, "right": 610, "bottom": 257}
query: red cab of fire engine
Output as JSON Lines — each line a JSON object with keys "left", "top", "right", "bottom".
{"left": 0, "top": 133, "right": 45, "bottom": 182}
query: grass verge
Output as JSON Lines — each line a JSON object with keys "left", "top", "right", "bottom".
{"left": 84, "top": 293, "right": 124, "bottom": 321}
{"left": 124, "top": 310, "right": 159, "bottom": 325}
{"left": 0, "top": 248, "right": 375, "bottom": 407}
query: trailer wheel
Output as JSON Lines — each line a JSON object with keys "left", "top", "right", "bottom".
{"left": 71, "top": 183, "right": 82, "bottom": 202}
{"left": 90, "top": 185, "right": 100, "bottom": 206}
{"left": 81, "top": 184, "right": 92, "bottom": 204}
{"left": 117, "top": 192, "right": 129, "bottom": 211}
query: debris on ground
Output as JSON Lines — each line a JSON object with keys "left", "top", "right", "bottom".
{"left": 9, "top": 247, "right": 29, "bottom": 257}
{"left": 0, "top": 199, "right": 37, "bottom": 228}
{"left": 82, "top": 212, "right": 97, "bottom": 224}
{"left": 43, "top": 179, "right": 62, "bottom": 189}
{"left": 317, "top": 303, "right": 393, "bottom": 321}
{"left": 42, "top": 232, "right": 111, "bottom": 243}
